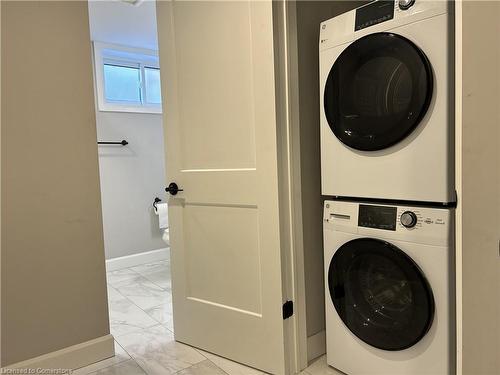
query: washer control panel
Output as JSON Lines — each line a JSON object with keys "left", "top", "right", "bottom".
{"left": 324, "top": 201, "right": 453, "bottom": 246}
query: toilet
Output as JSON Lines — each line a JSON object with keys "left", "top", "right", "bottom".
{"left": 161, "top": 227, "right": 170, "bottom": 246}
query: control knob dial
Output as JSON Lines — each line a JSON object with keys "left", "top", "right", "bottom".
{"left": 400, "top": 211, "right": 418, "bottom": 228}
{"left": 399, "top": 0, "right": 415, "bottom": 10}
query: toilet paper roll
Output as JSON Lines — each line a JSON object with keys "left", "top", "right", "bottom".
{"left": 156, "top": 202, "right": 169, "bottom": 229}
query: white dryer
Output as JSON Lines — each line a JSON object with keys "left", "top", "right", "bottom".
{"left": 323, "top": 200, "right": 455, "bottom": 374}
{"left": 319, "top": 1, "right": 454, "bottom": 203}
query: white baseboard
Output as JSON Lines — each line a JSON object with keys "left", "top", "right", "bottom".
{"left": 307, "top": 330, "right": 326, "bottom": 362}
{"left": 105, "top": 247, "right": 169, "bottom": 272}
{"left": 6, "top": 334, "right": 114, "bottom": 370}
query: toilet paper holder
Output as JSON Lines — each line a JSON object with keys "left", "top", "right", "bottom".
{"left": 153, "top": 197, "right": 162, "bottom": 212}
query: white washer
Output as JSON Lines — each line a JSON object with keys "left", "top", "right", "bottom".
{"left": 319, "top": 1, "right": 454, "bottom": 203}
{"left": 323, "top": 200, "right": 455, "bottom": 374}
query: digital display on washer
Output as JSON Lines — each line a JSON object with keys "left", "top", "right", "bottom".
{"left": 355, "top": 0, "right": 395, "bottom": 31}
{"left": 358, "top": 204, "right": 397, "bottom": 231}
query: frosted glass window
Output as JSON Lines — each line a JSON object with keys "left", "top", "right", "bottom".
{"left": 103, "top": 64, "right": 141, "bottom": 103}
{"left": 145, "top": 67, "right": 162, "bottom": 105}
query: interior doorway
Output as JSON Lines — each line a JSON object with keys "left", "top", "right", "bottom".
{"left": 87, "top": 0, "right": 173, "bottom": 359}
{"left": 80, "top": 2, "right": 287, "bottom": 374}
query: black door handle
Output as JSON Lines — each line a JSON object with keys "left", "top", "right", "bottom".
{"left": 165, "top": 182, "right": 183, "bottom": 196}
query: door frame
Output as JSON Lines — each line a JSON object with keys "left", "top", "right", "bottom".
{"left": 272, "top": 1, "right": 308, "bottom": 373}
{"left": 0, "top": 1, "right": 3, "bottom": 367}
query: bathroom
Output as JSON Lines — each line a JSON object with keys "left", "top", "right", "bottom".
{"left": 88, "top": 0, "right": 173, "bottom": 340}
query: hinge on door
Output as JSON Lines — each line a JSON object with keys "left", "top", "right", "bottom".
{"left": 283, "top": 300, "right": 293, "bottom": 320}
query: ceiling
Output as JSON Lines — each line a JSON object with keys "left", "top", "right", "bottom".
{"left": 88, "top": 0, "right": 159, "bottom": 50}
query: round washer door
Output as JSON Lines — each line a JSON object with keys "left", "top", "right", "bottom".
{"left": 328, "top": 238, "right": 434, "bottom": 351}
{"left": 324, "top": 32, "right": 433, "bottom": 151}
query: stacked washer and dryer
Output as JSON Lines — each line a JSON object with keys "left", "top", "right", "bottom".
{"left": 319, "top": 1, "right": 455, "bottom": 374}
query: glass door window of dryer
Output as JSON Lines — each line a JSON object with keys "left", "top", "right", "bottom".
{"left": 324, "top": 32, "right": 433, "bottom": 151}
{"left": 328, "top": 238, "right": 434, "bottom": 351}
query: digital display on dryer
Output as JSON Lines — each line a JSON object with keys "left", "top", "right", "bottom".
{"left": 355, "top": 0, "right": 395, "bottom": 31}
{"left": 358, "top": 204, "right": 397, "bottom": 231}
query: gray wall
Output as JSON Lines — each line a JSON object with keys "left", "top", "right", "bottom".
{"left": 294, "top": 0, "right": 368, "bottom": 339}
{"left": 1, "top": 1, "right": 109, "bottom": 366}
{"left": 96, "top": 111, "right": 166, "bottom": 260}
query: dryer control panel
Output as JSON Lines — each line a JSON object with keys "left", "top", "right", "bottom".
{"left": 324, "top": 200, "right": 453, "bottom": 246}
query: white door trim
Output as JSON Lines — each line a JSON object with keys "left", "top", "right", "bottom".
{"left": 0, "top": 2, "right": 3, "bottom": 366}
{"left": 454, "top": 2, "right": 463, "bottom": 373}
{"left": 272, "top": 1, "right": 307, "bottom": 373}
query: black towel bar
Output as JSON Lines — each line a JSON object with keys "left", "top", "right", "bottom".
{"left": 98, "top": 140, "right": 128, "bottom": 146}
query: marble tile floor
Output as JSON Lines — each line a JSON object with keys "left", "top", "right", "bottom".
{"left": 74, "top": 258, "right": 340, "bottom": 375}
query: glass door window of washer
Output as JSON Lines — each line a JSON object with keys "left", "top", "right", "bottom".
{"left": 328, "top": 238, "right": 435, "bottom": 351}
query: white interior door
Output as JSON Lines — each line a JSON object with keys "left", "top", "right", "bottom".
{"left": 156, "top": 1, "right": 290, "bottom": 374}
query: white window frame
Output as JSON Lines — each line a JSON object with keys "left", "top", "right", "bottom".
{"left": 93, "top": 41, "right": 163, "bottom": 114}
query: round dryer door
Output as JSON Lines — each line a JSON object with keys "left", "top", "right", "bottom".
{"left": 328, "top": 238, "right": 434, "bottom": 351}
{"left": 324, "top": 32, "right": 433, "bottom": 151}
